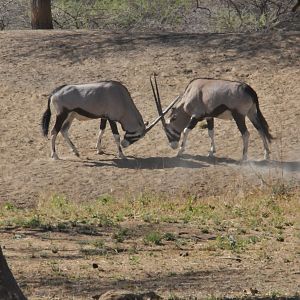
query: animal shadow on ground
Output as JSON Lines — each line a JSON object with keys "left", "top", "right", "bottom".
{"left": 83, "top": 156, "right": 207, "bottom": 170}
{"left": 249, "top": 159, "right": 300, "bottom": 173}
{"left": 183, "top": 154, "right": 300, "bottom": 173}
{"left": 182, "top": 154, "right": 239, "bottom": 165}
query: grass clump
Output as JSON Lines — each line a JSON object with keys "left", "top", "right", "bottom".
{"left": 144, "top": 231, "right": 163, "bottom": 246}
{"left": 164, "top": 232, "right": 177, "bottom": 241}
{"left": 211, "top": 234, "right": 260, "bottom": 253}
{"left": 113, "top": 227, "right": 130, "bottom": 243}
{"left": 0, "top": 183, "right": 298, "bottom": 248}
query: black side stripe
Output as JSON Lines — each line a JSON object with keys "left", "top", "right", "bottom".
{"left": 73, "top": 108, "right": 101, "bottom": 119}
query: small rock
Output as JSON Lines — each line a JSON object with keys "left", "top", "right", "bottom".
{"left": 92, "top": 263, "right": 99, "bottom": 269}
{"left": 250, "top": 287, "right": 259, "bottom": 295}
{"left": 183, "top": 69, "right": 193, "bottom": 74}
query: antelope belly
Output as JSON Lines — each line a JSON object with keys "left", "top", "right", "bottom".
{"left": 216, "top": 110, "right": 233, "bottom": 120}
{"left": 74, "top": 112, "right": 93, "bottom": 121}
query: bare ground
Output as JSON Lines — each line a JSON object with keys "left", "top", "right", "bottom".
{"left": 0, "top": 29, "right": 299, "bottom": 299}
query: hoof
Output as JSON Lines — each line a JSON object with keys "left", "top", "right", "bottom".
{"left": 240, "top": 158, "right": 248, "bottom": 164}
{"left": 74, "top": 152, "right": 80, "bottom": 157}
{"left": 242, "top": 155, "right": 248, "bottom": 161}
{"left": 51, "top": 153, "right": 59, "bottom": 160}
{"left": 207, "top": 151, "right": 215, "bottom": 158}
{"left": 176, "top": 151, "right": 184, "bottom": 157}
{"left": 97, "top": 150, "right": 104, "bottom": 155}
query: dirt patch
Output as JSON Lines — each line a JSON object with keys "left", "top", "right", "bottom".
{"left": 1, "top": 220, "right": 299, "bottom": 299}
{"left": 0, "top": 30, "right": 299, "bottom": 205}
{"left": 0, "top": 29, "right": 299, "bottom": 299}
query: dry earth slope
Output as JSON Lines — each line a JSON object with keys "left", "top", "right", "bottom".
{"left": 0, "top": 29, "right": 299, "bottom": 205}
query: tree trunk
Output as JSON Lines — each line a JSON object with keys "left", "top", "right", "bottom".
{"left": 0, "top": 246, "right": 27, "bottom": 300}
{"left": 31, "top": 0, "right": 53, "bottom": 29}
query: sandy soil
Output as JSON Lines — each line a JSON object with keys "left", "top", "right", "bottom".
{"left": 0, "top": 30, "right": 299, "bottom": 205}
{"left": 0, "top": 29, "right": 299, "bottom": 299}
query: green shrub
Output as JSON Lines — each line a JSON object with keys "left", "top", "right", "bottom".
{"left": 52, "top": 0, "right": 190, "bottom": 30}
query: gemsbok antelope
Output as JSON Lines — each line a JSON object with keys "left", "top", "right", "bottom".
{"left": 41, "top": 81, "right": 178, "bottom": 160}
{"left": 151, "top": 76, "right": 274, "bottom": 161}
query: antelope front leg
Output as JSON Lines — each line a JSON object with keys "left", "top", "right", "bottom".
{"left": 177, "top": 128, "right": 191, "bottom": 157}
{"left": 109, "top": 120, "right": 126, "bottom": 159}
{"left": 61, "top": 129, "right": 79, "bottom": 157}
{"left": 113, "top": 134, "right": 126, "bottom": 159}
{"left": 177, "top": 116, "right": 199, "bottom": 157}
{"left": 96, "top": 129, "right": 105, "bottom": 154}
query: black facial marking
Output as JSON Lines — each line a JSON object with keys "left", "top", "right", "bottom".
{"left": 123, "top": 130, "right": 143, "bottom": 145}
{"left": 166, "top": 128, "right": 180, "bottom": 142}
{"left": 126, "top": 135, "right": 140, "bottom": 142}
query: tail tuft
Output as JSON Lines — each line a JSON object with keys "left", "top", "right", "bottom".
{"left": 256, "top": 108, "right": 274, "bottom": 143}
{"left": 41, "top": 96, "right": 52, "bottom": 137}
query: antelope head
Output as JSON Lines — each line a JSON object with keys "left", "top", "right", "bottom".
{"left": 149, "top": 73, "right": 182, "bottom": 149}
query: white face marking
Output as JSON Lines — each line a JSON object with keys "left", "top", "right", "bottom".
{"left": 170, "top": 141, "right": 179, "bottom": 149}
{"left": 121, "top": 139, "right": 130, "bottom": 148}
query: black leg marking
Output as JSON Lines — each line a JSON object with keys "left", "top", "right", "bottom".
{"left": 232, "top": 111, "right": 247, "bottom": 135}
{"left": 51, "top": 110, "right": 69, "bottom": 158}
{"left": 52, "top": 110, "right": 69, "bottom": 135}
{"left": 108, "top": 120, "right": 120, "bottom": 135}
{"left": 206, "top": 118, "right": 214, "bottom": 130}
{"left": 108, "top": 120, "right": 125, "bottom": 158}
{"left": 232, "top": 111, "right": 249, "bottom": 159}
{"left": 187, "top": 116, "right": 200, "bottom": 130}
{"left": 177, "top": 116, "right": 201, "bottom": 156}
{"left": 100, "top": 118, "right": 107, "bottom": 130}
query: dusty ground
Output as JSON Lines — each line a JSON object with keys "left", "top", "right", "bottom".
{"left": 0, "top": 28, "right": 299, "bottom": 299}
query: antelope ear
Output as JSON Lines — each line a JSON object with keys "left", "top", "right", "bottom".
{"left": 144, "top": 121, "right": 149, "bottom": 126}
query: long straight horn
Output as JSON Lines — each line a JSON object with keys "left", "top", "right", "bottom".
{"left": 150, "top": 74, "right": 161, "bottom": 117}
{"left": 145, "top": 95, "right": 181, "bottom": 133}
{"left": 153, "top": 74, "right": 166, "bottom": 128}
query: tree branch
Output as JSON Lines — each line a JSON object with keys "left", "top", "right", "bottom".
{"left": 195, "top": 0, "right": 211, "bottom": 17}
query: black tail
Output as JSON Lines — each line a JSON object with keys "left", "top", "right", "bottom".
{"left": 244, "top": 84, "right": 274, "bottom": 143}
{"left": 41, "top": 96, "right": 52, "bottom": 137}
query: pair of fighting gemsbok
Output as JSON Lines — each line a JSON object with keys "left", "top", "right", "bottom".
{"left": 41, "top": 75, "right": 273, "bottom": 161}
